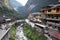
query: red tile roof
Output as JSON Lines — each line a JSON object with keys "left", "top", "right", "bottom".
{"left": 49, "top": 30, "right": 60, "bottom": 40}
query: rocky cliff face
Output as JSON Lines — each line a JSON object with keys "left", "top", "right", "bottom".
{"left": 9, "top": 0, "right": 58, "bottom": 15}
{"left": 25, "top": 0, "right": 58, "bottom": 13}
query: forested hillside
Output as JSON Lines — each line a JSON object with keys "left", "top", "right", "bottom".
{"left": 0, "top": 2, "right": 26, "bottom": 19}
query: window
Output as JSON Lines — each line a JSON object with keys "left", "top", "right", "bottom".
{"left": 48, "top": 9, "right": 51, "bottom": 12}
{"left": 56, "top": 8, "right": 60, "bottom": 13}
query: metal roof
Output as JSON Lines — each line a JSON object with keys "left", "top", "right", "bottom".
{"left": 49, "top": 30, "right": 60, "bottom": 40}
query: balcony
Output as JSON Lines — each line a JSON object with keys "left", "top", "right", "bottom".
{"left": 42, "top": 18, "right": 60, "bottom": 22}
{"left": 47, "top": 21, "right": 60, "bottom": 26}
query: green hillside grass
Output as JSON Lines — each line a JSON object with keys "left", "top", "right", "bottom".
{"left": 23, "top": 23, "right": 47, "bottom": 40}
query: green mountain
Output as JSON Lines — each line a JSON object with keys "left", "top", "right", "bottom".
{"left": 0, "top": 2, "right": 26, "bottom": 19}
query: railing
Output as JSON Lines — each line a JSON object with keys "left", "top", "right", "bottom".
{"left": 0, "top": 28, "right": 11, "bottom": 40}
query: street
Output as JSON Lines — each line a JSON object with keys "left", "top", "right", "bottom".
{"left": 15, "top": 24, "right": 28, "bottom": 40}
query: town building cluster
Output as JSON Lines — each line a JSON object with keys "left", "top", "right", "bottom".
{"left": 28, "top": 0, "right": 60, "bottom": 40}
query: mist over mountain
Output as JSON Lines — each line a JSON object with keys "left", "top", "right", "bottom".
{"left": 17, "top": 6, "right": 26, "bottom": 13}
{"left": 9, "top": 0, "right": 58, "bottom": 15}
{"left": 9, "top": 0, "right": 22, "bottom": 9}
{"left": 9, "top": 0, "right": 26, "bottom": 14}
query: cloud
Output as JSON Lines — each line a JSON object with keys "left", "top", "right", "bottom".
{"left": 16, "top": 0, "right": 28, "bottom": 6}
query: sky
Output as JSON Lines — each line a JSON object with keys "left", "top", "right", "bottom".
{"left": 16, "top": 0, "right": 28, "bottom": 6}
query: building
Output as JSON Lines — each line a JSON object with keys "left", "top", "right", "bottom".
{"left": 4, "top": 0, "right": 8, "bottom": 5}
{"left": 28, "top": 0, "right": 60, "bottom": 40}
{"left": 40, "top": 0, "right": 60, "bottom": 40}
{"left": 4, "top": 0, "right": 10, "bottom": 7}
{"left": 28, "top": 12, "right": 42, "bottom": 23}
{"left": 0, "top": 16, "right": 15, "bottom": 40}
{"left": 58, "top": 0, "right": 60, "bottom": 2}
{"left": 28, "top": 12, "right": 49, "bottom": 34}
{"left": 25, "top": 0, "right": 58, "bottom": 13}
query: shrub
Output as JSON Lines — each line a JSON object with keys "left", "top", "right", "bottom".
{"left": 23, "top": 23, "right": 46, "bottom": 40}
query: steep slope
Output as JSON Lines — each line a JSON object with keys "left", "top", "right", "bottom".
{"left": 0, "top": 2, "right": 26, "bottom": 19}
{"left": 25, "top": 0, "right": 58, "bottom": 13}
{"left": 9, "top": 0, "right": 22, "bottom": 9}
{"left": 15, "top": 0, "right": 58, "bottom": 15}
{"left": 9, "top": 0, "right": 58, "bottom": 16}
